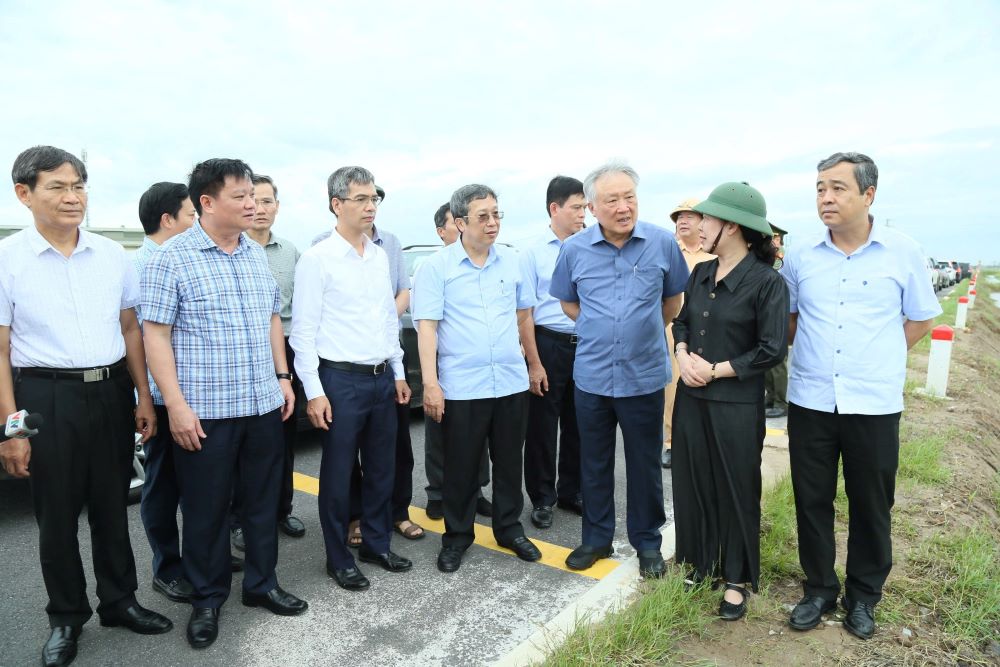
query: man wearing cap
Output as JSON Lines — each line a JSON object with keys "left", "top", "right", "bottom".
{"left": 764, "top": 224, "right": 789, "bottom": 418}
{"left": 662, "top": 198, "right": 715, "bottom": 468}
{"left": 782, "top": 152, "right": 940, "bottom": 639}
{"left": 549, "top": 161, "right": 688, "bottom": 577}
{"left": 518, "top": 176, "right": 587, "bottom": 530}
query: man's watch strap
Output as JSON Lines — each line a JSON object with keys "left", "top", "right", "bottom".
{"left": 276, "top": 372, "right": 293, "bottom": 381}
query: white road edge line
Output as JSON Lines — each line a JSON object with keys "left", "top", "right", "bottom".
{"left": 493, "top": 523, "right": 677, "bottom": 667}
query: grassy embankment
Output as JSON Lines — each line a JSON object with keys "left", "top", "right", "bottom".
{"left": 542, "top": 273, "right": 1000, "bottom": 666}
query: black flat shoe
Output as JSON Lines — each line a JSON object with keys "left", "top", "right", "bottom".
{"left": 186, "top": 607, "right": 219, "bottom": 649}
{"left": 556, "top": 495, "right": 584, "bottom": 516}
{"left": 788, "top": 595, "right": 837, "bottom": 630}
{"left": 327, "top": 566, "right": 370, "bottom": 591}
{"left": 719, "top": 583, "right": 749, "bottom": 621}
{"left": 279, "top": 515, "right": 306, "bottom": 538}
{"left": 637, "top": 550, "right": 665, "bottom": 579}
{"left": 765, "top": 406, "right": 788, "bottom": 418}
{"left": 231, "top": 555, "right": 244, "bottom": 572}
{"left": 99, "top": 603, "right": 173, "bottom": 634}
{"left": 530, "top": 506, "right": 553, "bottom": 529}
{"left": 152, "top": 576, "right": 194, "bottom": 603}
{"left": 841, "top": 596, "right": 876, "bottom": 640}
{"left": 425, "top": 499, "right": 443, "bottom": 520}
{"left": 242, "top": 586, "right": 308, "bottom": 616}
{"left": 358, "top": 548, "right": 413, "bottom": 572}
{"left": 499, "top": 536, "right": 542, "bottom": 562}
{"left": 437, "top": 546, "right": 465, "bottom": 573}
{"left": 41, "top": 626, "right": 81, "bottom": 667}
{"left": 565, "top": 543, "right": 613, "bottom": 570}
{"left": 476, "top": 497, "right": 493, "bottom": 517}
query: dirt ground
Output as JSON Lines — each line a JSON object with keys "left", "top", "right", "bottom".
{"left": 673, "top": 291, "right": 1000, "bottom": 667}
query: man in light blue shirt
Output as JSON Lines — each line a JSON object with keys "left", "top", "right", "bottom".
{"left": 549, "top": 161, "right": 688, "bottom": 577}
{"left": 518, "top": 176, "right": 587, "bottom": 531}
{"left": 413, "top": 184, "right": 542, "bottom": 573}
{"left": 782, "top": 152, "right": 940, "bottom": 640}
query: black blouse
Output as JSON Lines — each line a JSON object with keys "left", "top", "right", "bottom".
{"left": 672, "top": 252, "right": 789, "bottom": 403}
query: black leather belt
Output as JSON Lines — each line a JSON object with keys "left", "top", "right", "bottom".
{"left": 320, "top": 359, "right": 389, "bottom": 375}
{"left": 18, "top": 358, "right": 128, "bottom": 383}
{"left": 535, "top": 326, "right": 578, "bottom": 345}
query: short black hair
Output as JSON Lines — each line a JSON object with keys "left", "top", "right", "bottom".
{"left": 252, "top": 174, "right": 278, "bottom": 200}
{"left": 11, "top": 145, "right": 87, "bottom": 190}
{"left": 188, "top": 158, "right": 253, "bottom": 215}
{"left": 545, "top": 175, "right": 584, "bottom": 218}
{"left": 138, "top": 182, "right": 190, "bottom": 235}
{"left": 433, "top": 202, "right": 451, "bottom": 229}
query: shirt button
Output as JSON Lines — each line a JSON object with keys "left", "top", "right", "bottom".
{"left": 847, "top": 256, "right": 851, "bottom": 260}
{"left": 618, "top": 296, "right": 622, "bottom": 300}
{"left": 839, "top": 301, "right": 844, "bottom": 305}
{"left": 836, "top": 349, "right": 841, "bottom": 353}
{"left": 699, "top": 330, "right": 705, "bottom": 336}
{"left": 842, "top": 278, "right": 846, "bottom": 282}
{"left": 697, "top": 347, "right": 703, "bottom": 353}
{"left": 703, "top": 311, "right": 709, "bottom": 317}
{"left": 709, "top": 293, "right": 716, "bottom": 299}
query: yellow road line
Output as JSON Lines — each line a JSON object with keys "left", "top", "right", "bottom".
{"left": 766, "top": 427, "right": 785, "bottom": 436}
{"left": 292, "top": 471, "right": 618, "bottom": 580}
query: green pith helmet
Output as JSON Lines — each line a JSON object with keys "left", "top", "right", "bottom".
{"left": 770, "top": 222, "right": 787, "bottom": 236}
{"left": 693, "top": 181, "right": 772, "bottom": 237}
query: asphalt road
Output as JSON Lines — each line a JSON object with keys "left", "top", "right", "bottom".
{"left": 0, "top": 412, "right": 675, "bottom": 667}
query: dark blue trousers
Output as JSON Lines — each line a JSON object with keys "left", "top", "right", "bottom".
{"left": 575, "top": 387, "right": 665, "bottom": 551}
{"left": 173, "top": 409, "right": 283, "bottom": 608}
{"left": 318, "top": 366, "right": 397, "bottom": 570}
{"left": 140, "top": 404, "right": 183, "bottom": 582}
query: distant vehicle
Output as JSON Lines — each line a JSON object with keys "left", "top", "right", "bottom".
{"left": 936, "top": 261, "right": 956, "bottom": 286}
{"left": 947, "top": 260, "right": 962, "bottom": 283}
{"left": 401, "top": 245, "right": 445, "bottom": 408}
{"left": 926, "top": 257, "right": 943, "bottom": 290}
{"left": 958, "top": 262, "right": 972, "bottom": 279}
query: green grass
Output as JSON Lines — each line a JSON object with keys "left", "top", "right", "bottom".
{"left": 897, "top": 430, "right": 951, "bottom": 486}
{"left": 541, "top": 569, "right": 717, "bottom": 666}
{"left": 759, "top": 475, "right": 801, "bottom": 583}
{"left": 913, "top": 279, "right": 969, "bottom": 353}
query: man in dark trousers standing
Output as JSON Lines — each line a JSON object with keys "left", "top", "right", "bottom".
{"left": 0, "top": 146, "right": 172, "bottom": 667}
{"left": 782, "top": 152, "right": 939, "bottom": 639}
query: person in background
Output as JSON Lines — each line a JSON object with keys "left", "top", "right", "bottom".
{"left": 764, "top": 224, "right": 789, "bottom": 418}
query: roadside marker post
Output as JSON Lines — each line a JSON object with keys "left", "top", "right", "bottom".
{"left": 926, "top": 325, "right": 954, "bottom": 398}
{"left": 955, "top": 296, "right": 969, "bottom": 329}
{"left": 968, "top": 288, "right": 976, "bottom": 308}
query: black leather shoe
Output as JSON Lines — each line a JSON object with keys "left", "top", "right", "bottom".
{"left": 499, "top": 536, "right": 542, "bottom": 562}
{"left": 661, "top": 448, "right": 672, "bottom": 468}
{"left": 437, "top": 546, "right": 465, "bottom": 573}
{"left": 565, "top": 544, "right": 613, "bottom": 570}
{"left": 765, "top": 406, "right": 788, "bottom": 418}
{"left": 425, "top": 499, "right": 443, "bottom": 520}
{"left": 719, "top": 584, "right": 749, "bottom": 621}
{"left": 41, "top": 626, "right": 80, "bottom": 667}
{"left": 327, "top": 566, "right": 370, "bottom": 591}
{"left": 231, "top": 555, "right": 244, "bottom": 572}
{"left": 841, "top": 596, "right": 876, "bottom": 640}
{"left": 152, "top": 576, "right": 194, "bottom": 603}
{"left": 279, "top": 515, "right": 306, "bottom": 537}
{"left": 242, "top": 586, "right": 308, "bottom": 616}
{"left": 556, "top": 495, "right": 584, "bottom": 516}
{"left": 99, "top": 603, "right": 173, "bottom": 634}
{"left": 530, "top": 506, "right": 553, "bottom": 529}
{"left": 186, "top": 607, "right": 219, "bottom": 649}
{"left": 638, "top": 550, "right": 665, "bottom": 579}
{"left": 788, "top": 595, "right": 837, "bottom": 630}
{"left": 230, "top": 526, "right": 245, "bottom": 552}
{"left": 476, "top": 497, "right": 493, "bottom": 517}
{"left": 358, "top": 548, "right": 413, "bottom": 572}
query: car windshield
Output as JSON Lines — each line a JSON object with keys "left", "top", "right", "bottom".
{"left": 404, "top": 249, "right": 439, "bottom": 278}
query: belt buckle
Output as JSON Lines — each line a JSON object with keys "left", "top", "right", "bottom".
{"left": 83, "top": 367, "right": 107, "bottom": 382}
{"left": 569, "top": 334, "right": 579, "bottom": 344}
{"left": 374, "top": 362, "right": 387, "bottom": 375}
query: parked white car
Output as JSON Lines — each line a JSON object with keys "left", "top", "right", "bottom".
{"left": 936, "top": 261, "right": 956, "bottom": 286}
{"left": 926, "top": 257, "right": 943, "bottom": 290}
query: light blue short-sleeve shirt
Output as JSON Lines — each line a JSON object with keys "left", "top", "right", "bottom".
{"left": 412, "top": 241, "right": 533, "bottom": 400}
{"left": 520, "top": 228, "right": 576, "bottom": 334}
{"left": 781, "top": 222, "right": 942, "bottom": 415}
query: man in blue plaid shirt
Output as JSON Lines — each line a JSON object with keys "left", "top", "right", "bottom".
{"left": 142, "top": 159, "right": 307, "bottom": 650}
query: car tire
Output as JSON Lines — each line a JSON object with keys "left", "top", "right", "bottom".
{"left": 128, "top": 435, "right": 145, "bottom": 505}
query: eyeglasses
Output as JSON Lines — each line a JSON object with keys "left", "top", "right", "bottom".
{"left": 462, "top": 211, "right": 504, "bottom": 225}
{"left": 42, "top": 183, "right": 88, "bottom": 196}
{"left": 336, "top": 195, "right": 383, "bottom": 206}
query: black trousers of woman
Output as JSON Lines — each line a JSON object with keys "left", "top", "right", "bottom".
{"left": 671, "top": 388, "right": 764, "bottom": 591}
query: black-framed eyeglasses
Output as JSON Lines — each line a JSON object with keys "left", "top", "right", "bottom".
{"left": 462, "top": 211, "right": 504, "bottom": 225}
{"left": 336, "top": 195, "right": 383, "bottom": 206}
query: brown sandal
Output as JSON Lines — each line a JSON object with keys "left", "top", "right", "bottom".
{"left": 347, "top": 520, "right": 362, "bottom": 548}
{"left": 394, "top": 520, "right": 425, "bottom": 540}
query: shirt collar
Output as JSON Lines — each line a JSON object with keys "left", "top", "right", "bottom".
{"left": 588, "top": 220, "right": 648, "bottom": 246}
{"left": 816, "top": 219, "right": 884, "bottom": 254}
{"left": 327, "top": 228, "right": 376, "bottom": 258}
{"left": 370, "top": 225, "right": 382, "bottom": 246}
{"left": 25, "top": 224, "right": 91, "bottom": 256}
{"left": 452, "top": 238, "right": 497, "bottom": 268}
{"left": 192, "top": 220, "right": 251, "bottom": 255}
{"left": 696, "top": 252, "right": 757, "bottom": 293}
{"left": 141, "top": 236, "right": 160, "bottom": 252}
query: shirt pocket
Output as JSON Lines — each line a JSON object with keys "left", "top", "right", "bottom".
{"left": 630, "top": 267, "right": 662, "bottom": 301}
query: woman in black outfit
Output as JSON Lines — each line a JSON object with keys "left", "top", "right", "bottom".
{"left": 671, "top": 182, "right": 789, "bottom": 620}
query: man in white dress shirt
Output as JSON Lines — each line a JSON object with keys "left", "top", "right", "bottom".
{"left": 0, "top": 146, "right": 171, "bottom": 667}
{"left": 290, "top": 166, "right": 413, "bottom": 592}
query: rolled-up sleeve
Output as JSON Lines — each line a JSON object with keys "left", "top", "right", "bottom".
{"left": 729, "top": 275, "right": 790, "bottom": 380}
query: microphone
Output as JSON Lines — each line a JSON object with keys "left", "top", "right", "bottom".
{"left": 5, "top": 410, "right": 44, "bottom": 439}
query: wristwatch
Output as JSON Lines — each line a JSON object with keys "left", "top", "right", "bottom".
{"left": 710, "top": 363, "right": 717, "bottom": 380}
{"left": 276, "top": 372, "right": 293, "bottom": 381}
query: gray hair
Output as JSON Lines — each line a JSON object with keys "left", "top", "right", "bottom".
{"left": 583, "top": 160, "right": 639, "bottom": 202}
{"left": 816, "top": 152, "right": 878, "bottom": 194}
{"left": 327, "top": 166, "right": 375, "bottom": 210}
{"left": 450, "top": 184, "right": 497, "bottom": 219}
{"left": 12, "top": 145, "right": 87, "bottom": 190}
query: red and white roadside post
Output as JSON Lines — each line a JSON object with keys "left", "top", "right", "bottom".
{"left": 968, "top": 288, "right": 976, "bottom": 308}
{"left": 925, "top": 325, "right": 954, "bottom": 398}
{"left": 955, "top": 296, "right": 969, "bottom": 329}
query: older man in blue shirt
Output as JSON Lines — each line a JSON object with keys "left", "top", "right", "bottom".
{"left": 413, "top": 184, "right": 542, "bottom": 573}
{"left": 782, "top": 152, "right": 940, "bottom": 640}
{"left": 550, "top": 161, "right": 688, "bottom": 577}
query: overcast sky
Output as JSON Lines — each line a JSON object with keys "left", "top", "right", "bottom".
{"left": 2, "top": 0, "right": 998, "bottom": 262}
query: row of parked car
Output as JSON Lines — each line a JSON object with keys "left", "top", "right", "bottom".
{"left": 927, "top": 258, "right": 969, "bottom": 290}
